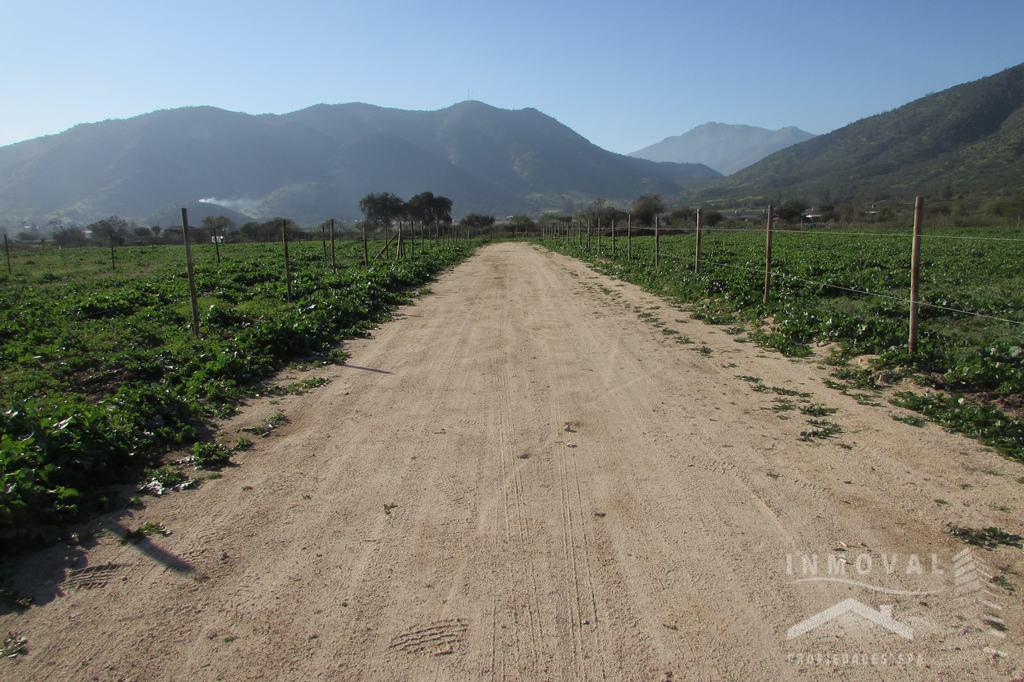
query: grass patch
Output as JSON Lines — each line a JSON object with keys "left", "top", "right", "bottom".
{"left": 242, "top": 412, "right": 290, "bottom": 437}
{"left": 1, "top": 632, "right": 27, "bottom": 657}
{"left": 946, "top": 524, "right": 1023, "bottom": 549}
{"left": 772, "top": 386, "right": 812, "bottom": 398}
{"left": 191, "top": 442, "right": 232, "bottom": 470}
{"left": 139, "top": 465, "right": 196, "bottom": 496}
{"left": 121, "top": 521, "right": 171, "bottom": 544}
{"left": 831, "top": 366, "right": 882, "bottom": 391}
{"left": 991, "top": 574, "right": 1015, "bottom": 592}
{"left": 799, "top": 419, "right": 843, "bottom": 442}
{"left": 800, "top": 403, "right": 837, "bottom": 417}
{"left": 268, "top": 376, "right": 331, "bottom": 396}
{"left": 891, "top": 392, "right": 1024, "bottom": 462}
{"left": 770, "top": 398, "right": 797, "bottom": 413}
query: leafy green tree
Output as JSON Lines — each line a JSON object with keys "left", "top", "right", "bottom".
{"left": 87, "top": 216, "right": 132, "bottom": 244}
{"left": 632, "top": 194, "right": 665, "bottom": 227}
{"left": 576, "top": 198, "right": 625, "bottom": 227}
{"left": 430, "top": 195, "right": 454, "bottom": 225}
{"left": 406, "top": 192, "right": 454, "bottom": 226}
{"left": 406, "top": 192, "right": 436, "bottom": 224}
{"left": 703, "top": 210, "right": 724, "bottom": 227}
{"left": 509, "top": 214, "right": 536, "bottom": 233}
{"left": 359, "top": 192, "right": 407, "bottom": 226}
{"left": 460, "top": 213, "right": 495, "bottom": 228}
{"left": 668, "top": 207, "right": 694, "bottom": 226}
{"left": 777, "top": 200, "right": 807, "bottom": 223}
{"left": 53, "top": 227, "right": 88, "bottom": 247}
{"left": 238, "top": 218, "right": 300, "bottom": 242}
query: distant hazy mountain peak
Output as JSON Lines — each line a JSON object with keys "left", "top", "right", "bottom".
{"left": 630, "top": 122, "right": 815, "bottom": 175}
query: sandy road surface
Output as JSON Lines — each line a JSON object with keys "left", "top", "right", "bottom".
{"left": 2, "top": 242, "right": 1023, "bottom": 680}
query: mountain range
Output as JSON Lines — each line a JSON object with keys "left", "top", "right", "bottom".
{"left": 629, "top": 123, "right": 815, "bottom": 175}
{"left": 0, "top": 102, "right": 718, "bottom": 226}
{"left": 2, "top": 60, "right": 1022, "bottom": 227}
{"left": 708, "top": 62, "right": 1024, "bottom": 205}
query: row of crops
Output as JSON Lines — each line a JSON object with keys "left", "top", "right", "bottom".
{"left": 539, "top": 227, "right": 1024, "bottom": 459}
{"left": 0, "top": 237, "right": 478, "bottom": 545}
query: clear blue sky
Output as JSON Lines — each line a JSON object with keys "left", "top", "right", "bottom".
{"left": 2, "top": 0, "right": 1022, "bottom": 153}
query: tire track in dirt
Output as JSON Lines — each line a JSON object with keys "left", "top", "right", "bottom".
{"left": 535, "top": 264, "right": 609, "bottom": 681}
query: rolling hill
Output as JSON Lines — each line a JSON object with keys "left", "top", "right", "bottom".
{"left": 630, "top": 122, "right": 814, "bottom": 175}
{"left": 706, "top": 62, "right": 1024, "bottom": 205}
{"left": 0, "top": 102, "right": 719, "bottom": 226}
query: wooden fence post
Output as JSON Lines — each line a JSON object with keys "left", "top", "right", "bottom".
{"left": 110, "top": 235, "right": 116, "bottom": 271}
{"left": 627, "top": 213, "right": 632, "bottom": 260}
{"left": 321, "top": 223, "right": 328, "bottom": 263}
{"left": 329, "top": 218, "right": 337, "bottom": 271}
{"left": 908, "top": 195, "right": 924, "bottom": 355}
{"left": 4, "top": 231, "right": 11, "bottom": 275}
{"left": 611, "top": 219, "right": 616, "bottom": 257}
{"left": 181, "top": 208, "right": 201, "bottom": 338}
{"left": 694, "top": 208, "right": 703, "bottom": 273}
{"left": 397, "top": 222, "right": 403, "bottom": 260}
{"left": 587, "top": 220, "right": 591, "bottom": 251}
{"left": 763, "top": 204, "right": 774, "bottom": 304}
{"left": 213, "top": 222, "right": 221, "bottom": 263}
{"left": 362, "top": 222, "right": 369, "bottom": 266}
{"left": 655, "top": 215, "right": 660, "bottom": 268}
{"left": 281, "top": 218, "right": 293, "bottom": 303}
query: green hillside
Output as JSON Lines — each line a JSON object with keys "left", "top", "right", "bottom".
{"left": 705, "top": 62, "right": 1024, "bottom": 207}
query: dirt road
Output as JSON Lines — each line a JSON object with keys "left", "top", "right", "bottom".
{"left": 3, "top": 242, "right": 1022, "bottom": 680}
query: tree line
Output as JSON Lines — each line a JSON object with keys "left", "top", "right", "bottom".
{"left": 520, "top": 195, "right": 725, "bottom": 232}
{"left": 9, "top": 189, "right": 818, "bottom": 249}
{"left": 40, "top": 216, "right": 321, "bottom": 247}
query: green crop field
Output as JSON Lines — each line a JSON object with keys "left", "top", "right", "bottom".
{"left": 540, "top": 226, "right": 1024, "bottom": 459}
{"left": 0, "top": 237, "right": 477, "bottom": 544}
